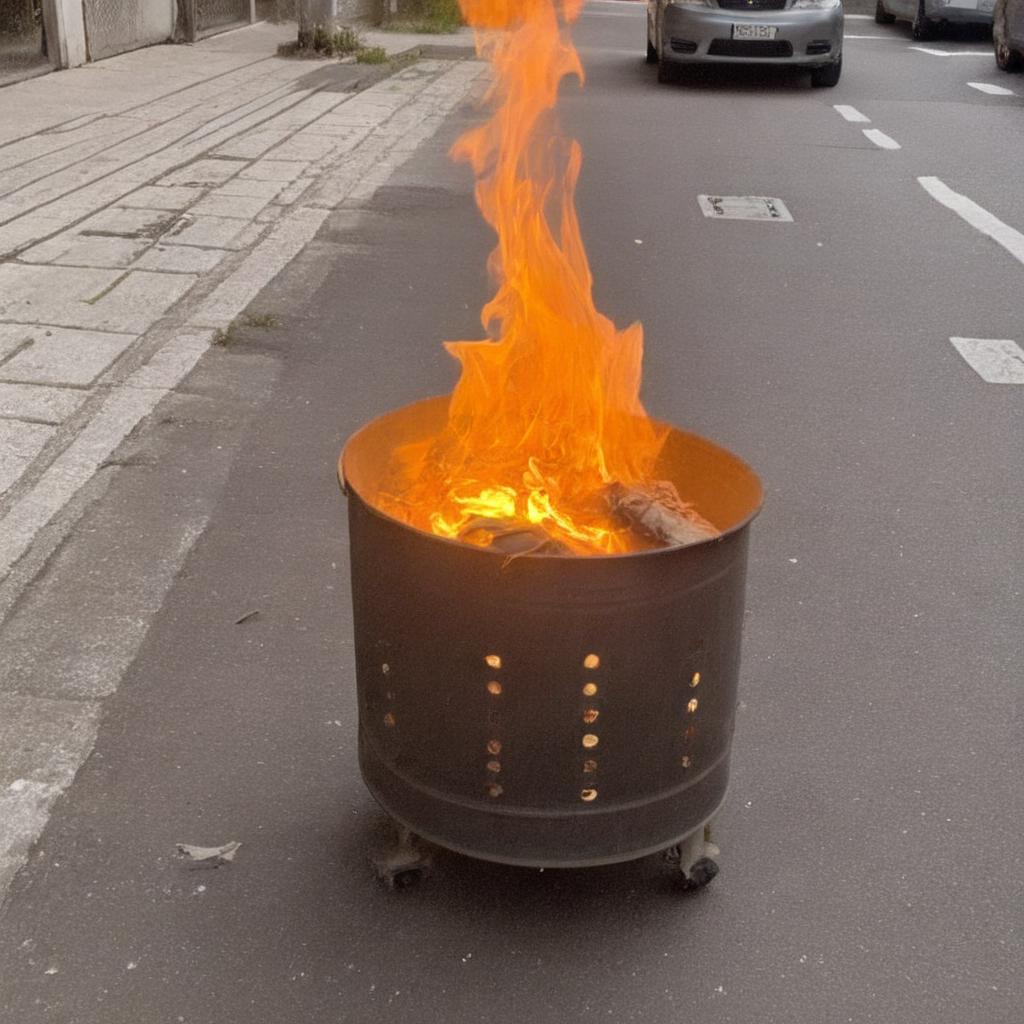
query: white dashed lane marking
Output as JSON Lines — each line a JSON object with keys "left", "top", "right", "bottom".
{"left": 919, "top": 176, "right": 1024, "bottom": 267}
{"left": 910, "top": 46, "right": 991, "bottom": 56}
{"left": 863, "top": 129, "right": 901, "bottom": 150}
{"left": 950, "top": 338, "right": 1024, "bottom": 384}
{"left": 967, "top": 81, "right": 1015, "bottom": 96}
{"left": 834, "top": 104, "right": 870, "bottom": 123}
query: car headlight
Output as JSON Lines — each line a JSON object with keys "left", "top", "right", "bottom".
{"left": 790, "top": 0, "right": 842, "bottom": 8}
{"left": 668, "top": 0, "right": 712, "bottom": 7}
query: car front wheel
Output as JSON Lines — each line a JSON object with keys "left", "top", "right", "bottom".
{"left": 811, "top": 56, "right": 842, "bottom": 87}
{"left": 994, "top": 24, "right": 1024, "bottom": 71}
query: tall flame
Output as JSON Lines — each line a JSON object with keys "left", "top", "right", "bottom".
{"left": 381, "top": 0, "right": 666, "bottom": 554}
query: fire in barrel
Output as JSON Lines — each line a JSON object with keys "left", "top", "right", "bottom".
{"left": 340, "top": 0, "right": 762, "bottom": 888}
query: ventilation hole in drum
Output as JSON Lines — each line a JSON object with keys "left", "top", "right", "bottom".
{"left": 382, "top": 663, "right": 390, "bottom": 675}
{"left": 690, "top": 671, "right": 701, "bottom": 687}
{"left": 582, "top": 734, "right": 599, "bottom": 749}
{"left": 681, "top": 755, "right": 692, "bottom": 768}
{"left": 487, "top": 739, "right": 502, "bottom": 755}
{"left": 486, "top": 760, "right": 502, "bottom": 774}
{"left": 486, "top": 783, "right": 504, "bottom": 798}
{"left": 487, "top": 681, "right": 503, "bottom": 696}
{"left": 583, "top": 654, "right": 600, "bottom": 669}
{"left": 581, "top": 788, "right": 598, "bottom": 802}
{"left": 687, "top": 698, "right": 699, "bottom": 714}
{"left": 383, "top": 712, "right": 396, "bottom": 728}
{"left": 485, "top": 654, "right": 502, "bottom": 669}
{"left": 583, "top": 759, "right": 598, "bottom": 773}
{"left": 582, "top": 708, "right": 599, "bottom": 724}
{"left": 582, "top": 682, "right": 598, "bottom": 697}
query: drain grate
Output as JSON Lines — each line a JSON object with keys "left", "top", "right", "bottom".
{"left": 697, "top": 195, "right": 793, "bottom": 222}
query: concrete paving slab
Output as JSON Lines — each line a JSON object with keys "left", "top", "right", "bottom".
{"left": 238, "top": 160, "right": 308, "bottom": 182}
{"left": 214, "top": 129, "right": 293, "bottom": 161}
{"left": 158, "top": 158, "right": 249, "bottom": 187}
{"left": 132, "top": 245, "right": 231, "bottom": 274}
{"left": 0, "top": 694, "right": 101, "bottom": 896}
{"left": 76, "top": 207, "right": 179, "bottom": 238}
{"left": 214, "top": 178, "right": 288, "bottom": 200}
{"left": 0, "top": 325, "right": 137, "bottom": 386}
{"left": 0, "top": 266, "right": 195, "bottom": 333}
{"left": 163, "top": 215, "right": 254, "bottom": 249}
{"left": 117, "top": 186, "right": 205, "bottom": 211}
{"left": 0, "top": 383, "right": 87, "bottom": 424}
{"left": 19, "top": 233, "right": 152, "bottom": 269}
{"left": 0, "top": 419, "right": 54, "bottom": 492}
{"left": 189, "top": 194, "right": 271, "bottom": 220}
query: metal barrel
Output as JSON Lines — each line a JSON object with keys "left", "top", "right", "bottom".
{"left": 341, "top": 397, "right": 763, "bottom": 868}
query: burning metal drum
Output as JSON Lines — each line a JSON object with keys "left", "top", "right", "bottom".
{"left": 340, "top": 396, "right": 762, "bottom": 876}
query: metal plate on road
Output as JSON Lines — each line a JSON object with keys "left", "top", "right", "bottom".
{"left": 697, "top": 195, "right": 793, "bottom": 222}
{"left": 733, "top": 24, "right": 777, "bottom": 40}
{"left": 949, "top": 337, "right": 1024, "bottom": 384}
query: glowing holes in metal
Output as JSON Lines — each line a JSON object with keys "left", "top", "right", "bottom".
{"left": 581, "top": 788, "right": 598, "bottom": 802}
{"left": 486, "top": 681, "right": 503, "bottom": 696}
{"left": 486, "top": 783, "right": 504, "bottom": 798}
{"left": 485, "top": 654, "right": 502, "bottom": 669}
{"left": 582, "top": 708, "right": 600, "bottom": 725}
{"left": 583, "top": 653, "right": 600, "bottom": 670}
{"left": 383, "top": 712, "right": 396, "bottom": 728}
{"left": 690, "top": 671, "right": 701, "bottom": 687}
{"left": 582, "top": 733, "right": 599, "bottom": 749}
{"left": 486, "top": 760, "right": 502, "bottom": 774}
{"left": 382, "top": 663, "right": 390, "bottom": 675}
{"left": 680, "top": 755, "right": 692, "bottom": 769}
{"left": 582, "top": 682, "right": 598, "bottom": 697}
{"left": 687, "top": 698, "right": 699, "bottom": 714}
{"left": 486, "top": 739, "right": 502, "bottom": 756}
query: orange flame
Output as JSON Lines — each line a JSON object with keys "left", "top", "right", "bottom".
{"left": 382, "top": 0, "right": 665, "bottom": 554}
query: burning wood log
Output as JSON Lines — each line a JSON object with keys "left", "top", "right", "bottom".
{"left": 605, "top": 481, "right": 718, "bottom": 549}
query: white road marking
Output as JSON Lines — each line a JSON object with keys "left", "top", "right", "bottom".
{"left": 834, "top": 104, "right": 870, "bottom": 123}
{"left": 844, "top": 34, "right": 890, "bottom": 39}
{"left": 967, "top": 81, "right": 1015, "bottom": 95}
{"left": 918, "top": 176, "right": 1024, "bottom": 266}
{"left": 911, "top": 47, "right": 991, "bottom": 56}
{"left": 863, "top": 128, "right": 901, "bottom": 150}
{"left": 950, "top": 338, "right": 1024, "bottom": 384}
{"left": 846, "top": 12, "right": 874, "bottom": 17}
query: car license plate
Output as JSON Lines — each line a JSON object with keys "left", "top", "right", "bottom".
{"left": 732, "top": 24, "right": 778, "bottom": 40}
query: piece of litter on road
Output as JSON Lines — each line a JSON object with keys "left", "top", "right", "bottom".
{"left": 127, "top": 961, "right": 138, "bottom": 970}
{"left": 949, "top": 338, "right": 1024, "bottom": 384}
{"left": 697, "top": 195, "right": 793, "bottom": 222}
{"left": 788, "top": 558, "right": 798, "bottom": 563}
{"left": 634, "top": 239, "right": 643, "bottom": 244}
{"left": 234, "top": 610, "right": 259, "bottom": 625}
{"left": 176, "top": 840, "right": 242, "bottom": 863}
{"left": 44, "top": 966, "right": 58, "bottom": 975}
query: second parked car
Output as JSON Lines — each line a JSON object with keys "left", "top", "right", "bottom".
{"left": 874, "top": 0, "right": 995, "bottom": 40}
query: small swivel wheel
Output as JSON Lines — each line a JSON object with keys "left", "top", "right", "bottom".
{"left": 664, "top": 822, "right": 720, "bottom": 892}
{"left": 371, "top": 824, "right": 432, "bottom": 890}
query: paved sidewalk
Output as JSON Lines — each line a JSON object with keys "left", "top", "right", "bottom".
{"left": 0, "top": 21, "right": 476, "bottom": 604}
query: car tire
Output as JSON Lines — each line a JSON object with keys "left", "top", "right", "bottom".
{"left": 810, "top": 56, "right": 842, "bottom": 87}
{"left": 647, "top": 34, "right": 658, "bottom": 64}
{"left": 912, "top": 0, "right": 937, "bottom": 40}
{"left": 874, "top": 0, "right": 895, "bottom": 24}
{"left": 657, "top": 57, "right": 679, "bottom": 84}
{"left": 994, "top": 22, "right": 1024, "bottom": 71}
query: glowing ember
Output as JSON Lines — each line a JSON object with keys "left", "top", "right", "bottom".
{"left": 379, "top": 0, "right": 713, "bottom": 555}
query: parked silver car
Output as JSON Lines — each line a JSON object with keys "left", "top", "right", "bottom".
{"left": 646, "top": 0, "right": 844, "bottom": 87}
{"left": 993, "top": 0, "right": 1024, "bottom": 69}
{"left": 874, "top": 0, "right": 995, "bottom": 40}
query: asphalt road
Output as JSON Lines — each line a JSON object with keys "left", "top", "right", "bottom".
{"left": 1, "top": 3, "right": 1021, "bottom": 1022}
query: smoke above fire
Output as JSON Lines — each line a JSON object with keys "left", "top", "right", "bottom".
{"left": 379, "top": 0, "right": 713, "bottom": 555}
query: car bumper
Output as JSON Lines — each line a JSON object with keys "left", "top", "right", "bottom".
{"left": 661, "top": 6, "right": 844, "bottom": 66}
{"left": 926, "top": 0, "right": 994, "bottom": 24}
